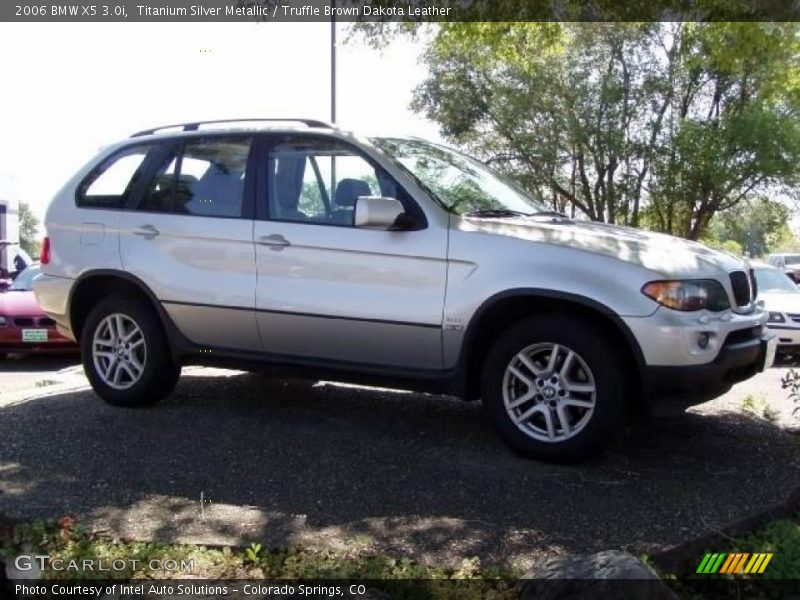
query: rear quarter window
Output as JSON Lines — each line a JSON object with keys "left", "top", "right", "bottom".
{"left": 76, "top": 144, "right": 153, "bottom": 209}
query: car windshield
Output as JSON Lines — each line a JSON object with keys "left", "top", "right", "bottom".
{"left": 784, "top": 255, "right": 800, "bottom": 266}
{"left": 755, "top": 267, "right": 799, "bottom": 293}
{"left": 9, "top": 265, "right": 39, "bottom": 291}
{"left": 372, "top": 137, "right": 547, "bottom": 217}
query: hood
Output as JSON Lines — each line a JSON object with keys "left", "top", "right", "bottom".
{"left": 458, "top": 216, "right": 746, "bottom": 278}
{"left": 759, "top": 291, "right": 800, "bottom": 314}
{"left": 0, "top": 290, "right": 45, "bottom": 316}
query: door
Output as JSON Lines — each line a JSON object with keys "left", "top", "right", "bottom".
{"left": 253, "top": 135, "right": 447, "bottom": 369}
{"left": 119, "top": 135, "right": 260, "bottom": 351}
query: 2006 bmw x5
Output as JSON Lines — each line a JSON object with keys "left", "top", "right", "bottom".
{"left": 34, "top": 119, "right": 776, "bottom": 462}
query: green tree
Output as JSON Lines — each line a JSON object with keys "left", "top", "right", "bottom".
{"left": 648, "top": 24, "right": 800, "bottom": 239}
{"left": 706, "top": 198, "right": 795, "bottom": 258}
{"left": 355, "top": 23, "right": 800, "bottom": 240}
{"left": 18, "top": 202, "right": 39, "bottom": 257}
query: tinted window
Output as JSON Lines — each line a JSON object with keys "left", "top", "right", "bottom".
{"left": 78, "top": 145, "right": 152, "bottom": 208}
{"left": 139, "top": 137, "right": 251, "bottom": 218}
{"left": 267, "top": 138, "right": 421, "bottom": 227}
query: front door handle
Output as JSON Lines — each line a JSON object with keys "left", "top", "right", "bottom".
{"left": 258, "top": 234, "right": 290, "bottom": 250}
{"left": 133, "top": 224, "right": 160, "bottom": 240}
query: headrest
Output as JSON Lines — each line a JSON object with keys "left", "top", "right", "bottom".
{"left": 334, "top": 178, "right": 371, "bottom": 208}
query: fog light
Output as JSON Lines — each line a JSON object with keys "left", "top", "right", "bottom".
{"left": 698, "top": 332, "right": 711, "bottom": 349}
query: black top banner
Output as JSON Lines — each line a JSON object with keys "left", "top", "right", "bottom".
{"left": 5, "top": 0, "right": 800, "bottom": 22}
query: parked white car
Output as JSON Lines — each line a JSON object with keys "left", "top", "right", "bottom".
{"left": 754, "top": 263, "right": 800, "bottom": 355}
{"left": 33, "top": 119, "right": 775, "bottom": 462}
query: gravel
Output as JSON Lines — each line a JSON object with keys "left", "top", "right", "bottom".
{"left": 1, "top": 356, "right": 798, "bottom": 570}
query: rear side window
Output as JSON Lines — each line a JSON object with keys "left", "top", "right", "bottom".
{"left": 138, "top": 136, "right": 252, "bottom": 218}
{"left": 77, "top": 144, "right": 152, "bottom": 209}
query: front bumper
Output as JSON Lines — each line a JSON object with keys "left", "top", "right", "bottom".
{"left": 766, "top": 324, "right": 800, "bottom": 348}
{"left": 643, "top": 333, "right": 776, "bottom": 412}
{"left": 0, "top": 326, "right": 78, "bottom": 354}
{"left": 623, "top": 306, "right": 768, "bottom": 367}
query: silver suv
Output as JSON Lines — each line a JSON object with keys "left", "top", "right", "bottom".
{"left": 34, "top": 119, "right": 775, "bottom": 462}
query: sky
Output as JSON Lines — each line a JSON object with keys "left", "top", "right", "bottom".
{"left": 0, "top": 22, "right": 442, "bottom": 224}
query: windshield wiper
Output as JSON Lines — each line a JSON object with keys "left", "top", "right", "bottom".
{"left": 463, "top": 208, "right": 532, "bottom": 218}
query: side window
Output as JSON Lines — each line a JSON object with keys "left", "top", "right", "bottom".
{"left": 138, "top": 137, "right": 252, "bottom": 218}
{"left": 77, "top": 145, "right": 152, "bottom": 209}
{"left": 268, "top": 140, "right": 386, "bottom": 226}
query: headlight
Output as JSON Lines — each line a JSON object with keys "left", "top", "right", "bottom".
{"left": 641, "top": 280, "right": 730, "bottom": 312}
{"left": 768, "top": 312, "right": 786, "bottom": 323}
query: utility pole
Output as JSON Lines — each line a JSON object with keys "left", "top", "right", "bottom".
{"left": 330, "top": 6, "right": 336, "bottom": 124}
{"left": 330, "top": 3, "right": 337, "bottom": 196}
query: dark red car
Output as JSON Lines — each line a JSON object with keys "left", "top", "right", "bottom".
{"left": 0, "top": 264, "right": 78, "bottom": 358}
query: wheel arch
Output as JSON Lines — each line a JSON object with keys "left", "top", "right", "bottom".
{"left": 456, "top": 289, "right": 646, "bottom": 403}
{"left": 68, "top": 270, "right": 186, "bottom": 358}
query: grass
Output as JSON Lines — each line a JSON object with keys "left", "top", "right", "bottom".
{"left": 1, "top": 517, "right": 520, "bottom": 598}
{"left": 740, "top": 393, "right": 780, "bottom": 423}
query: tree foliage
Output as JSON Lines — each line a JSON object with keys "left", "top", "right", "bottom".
{"left": 18, "top": 202, "right": 39, "bottom": 257}
{"left": 703, "top": 197, "right": 797, "bottom": 258}
{"left": 357, "top": 23, "right": 800, "bottom": 240}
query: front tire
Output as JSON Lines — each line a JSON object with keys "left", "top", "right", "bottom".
{"left": 482, "top": 315, "right": 623, "bottom": 463}
{"left": 81, "top": 295, "right": 180, "bottom": 407}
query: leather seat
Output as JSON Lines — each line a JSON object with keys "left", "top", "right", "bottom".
{"left": 273, "top": 174, "right": 307, "bottom": 221}
{"left": 331, "top": 178, "right": 371, "bottom": 225}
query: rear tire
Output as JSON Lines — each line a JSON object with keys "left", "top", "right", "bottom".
{"left": 482, "top": 314, "right": 623, "bottom": 463}
{"left": 81, "top": 294, "right": 180, "bottom": 407}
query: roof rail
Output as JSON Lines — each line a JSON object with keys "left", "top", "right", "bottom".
{"left": 131, "top": 118, "right": 332, "bottom": 138}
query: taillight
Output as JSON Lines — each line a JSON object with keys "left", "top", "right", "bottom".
{"left": 40, "top": 236, "right": 51, "bottom": 265}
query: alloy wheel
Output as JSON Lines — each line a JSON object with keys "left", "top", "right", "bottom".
{"left": 502, "top": 342, "right": 596, "bottom": 442}
{"left": 92, "top": 313, "right": 147, "bottom": 390}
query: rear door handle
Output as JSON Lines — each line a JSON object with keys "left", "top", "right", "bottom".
{"left": 258, "top": 234, "right": 290, "bottom": 250}
{"left": 133, "top": 224, "right": 160, "bottom": 240}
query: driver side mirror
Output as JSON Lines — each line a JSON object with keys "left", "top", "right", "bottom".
{"left": 354, "top": 196, "right": 411, "bottom": 231}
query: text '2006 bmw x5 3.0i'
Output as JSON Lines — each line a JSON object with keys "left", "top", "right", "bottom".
{"left": 34, "top": 119, "right": 776, "bottom": 462}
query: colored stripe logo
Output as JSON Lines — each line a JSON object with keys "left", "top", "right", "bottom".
{"left": 696, "top": 552, "right": 773, "bottom": 574}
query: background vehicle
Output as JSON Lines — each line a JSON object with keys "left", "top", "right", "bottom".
{"left": 0, "top": 264, "right": 78, "bottom": 358}
{"left": 767, "top": 253, "right": 800, "bottom": 283}
{"left": 33, "top": 120, "right": 774, "bottom": 462}
{"left": 0, "top": 240, "right": 32, "bottom": 291}
{"left": 753, "top": 263, "right": 800, "bottom": 356}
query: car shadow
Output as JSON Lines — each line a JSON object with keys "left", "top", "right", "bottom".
{"left": 0, "top": 371, "right": 798, "bottom": 568}
{"left": 0, "top": 353, "right": 80, "bottom": 373}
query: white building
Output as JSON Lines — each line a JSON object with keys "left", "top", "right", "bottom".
{"left": 0, "top": 173, "right": 21, "bottom": 273}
